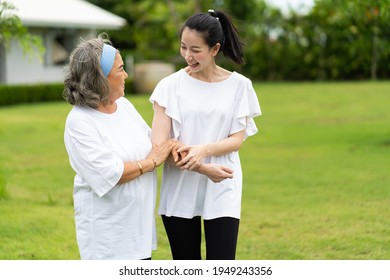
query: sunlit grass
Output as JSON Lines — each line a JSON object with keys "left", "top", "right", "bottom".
{"left": 0, "top": 81, "right": 389, "bottom": 259}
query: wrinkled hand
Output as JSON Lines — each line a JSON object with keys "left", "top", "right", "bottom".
{"left": 196, "top": 163, "right": 234, "bottom": 183}
{"left": 147, "top": 139, "right": 177, "bottom": 166}
{"left": 176, "top": 145, "right": 205, "bottom": 170}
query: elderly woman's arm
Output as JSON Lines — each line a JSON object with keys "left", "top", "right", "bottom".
{"left": 117, "top": 138, "right": 176, "bottom": 184}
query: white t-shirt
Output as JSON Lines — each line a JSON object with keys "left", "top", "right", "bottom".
{"left": 64, "top": 97, "right": 157, "bottom": 260}
{"left": 150, "top": 69, "right": 261, "bottom": 220}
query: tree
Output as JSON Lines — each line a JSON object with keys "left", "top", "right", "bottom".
{"left": 87, "top": 0, "right": 216, "bottom": 62}
{"left": 308, "top": 0, "right": 390, "bottom": 80}
{"left": 0, "top": 1, "right": 44, "bottom": 61}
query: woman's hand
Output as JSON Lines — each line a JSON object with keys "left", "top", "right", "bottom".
{"left": 195, "top": 163, "right": 234, "bottom": 183}
{"left": 147, "top": 139, "right": 177, "bottom": 167}
{"left": 176, "top": 145, "right": 205, "bottom": 170}
{"left": 165, "top": 141, "right": 186, "bottom": 166}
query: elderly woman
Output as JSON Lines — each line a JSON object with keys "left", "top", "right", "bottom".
{"left": 63, "top": 33, "right": 176, "bottom": 260}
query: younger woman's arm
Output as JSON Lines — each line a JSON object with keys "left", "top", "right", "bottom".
{"left": 176, "top": 130, "right": 245, "bottom": 170}
{"left": 151, "top": 102, "right": 180, "bottom": 163}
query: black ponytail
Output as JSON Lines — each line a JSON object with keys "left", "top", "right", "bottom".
{"left": 213, "top": 10, "right": 244, "bottom": 65}
{"left": 180, "top": 9, "right": 245, "bottom": 65}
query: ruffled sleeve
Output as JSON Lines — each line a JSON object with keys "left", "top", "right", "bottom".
{"left": 149, "top": 72, "right": 182, "bottom": 138}
{"left": 230, "top": 77, "right": 261, "bottom": 139}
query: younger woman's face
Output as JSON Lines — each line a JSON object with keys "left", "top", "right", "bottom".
{"left": 180, "top": 27, "right": 220, "bottom": 72}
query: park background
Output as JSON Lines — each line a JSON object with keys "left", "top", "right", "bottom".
{"left": 0, "top": 0, "right": 389, "bottom": 260}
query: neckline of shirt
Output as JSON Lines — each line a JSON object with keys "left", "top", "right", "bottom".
{"left": 82, "top": 98, "right": 123, "bottom": 117}
{"left": 181, "top": 69, "right": 236, "bottom": 85}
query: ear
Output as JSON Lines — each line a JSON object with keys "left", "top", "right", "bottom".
{"left": 211, "top": 43, "right": 221, "bottom": 57}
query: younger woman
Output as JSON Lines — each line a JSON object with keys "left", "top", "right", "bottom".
{"left": 150, "top": 10, "right": 261, "bottom": 260}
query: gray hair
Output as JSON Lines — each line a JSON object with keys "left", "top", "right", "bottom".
{"left": 63, "top": 33, "right": 113, "bottom": 108}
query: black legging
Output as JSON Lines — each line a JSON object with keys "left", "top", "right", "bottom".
{"left": 161, "top": 215, "right": 240, "bottom": 260}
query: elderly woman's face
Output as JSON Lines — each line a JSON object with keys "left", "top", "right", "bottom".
{"left": 107, "top": 53, "right": 128, "bottom": 101}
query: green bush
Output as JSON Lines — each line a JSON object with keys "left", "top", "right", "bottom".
{"left": 0, "top": 80, "right": 134, "bottom": 106}
{"left": 0, "top": 83, "right": 64, "bottom": 106}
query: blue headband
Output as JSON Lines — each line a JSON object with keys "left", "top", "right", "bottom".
{"left": 100, "top": 44, "right": 117, "bottom": 77}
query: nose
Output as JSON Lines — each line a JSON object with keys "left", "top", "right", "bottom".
{"left": 185, "top": 53, "right": 193, "bottom": 62}
{"left": 123, "top": 70, "right": 129, "bottom": 79}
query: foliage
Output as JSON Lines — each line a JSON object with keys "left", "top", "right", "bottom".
{"left": 0, "top": 80, "right": 134, "bottom": 106}
{"left": 0, "top": 1, "right": 44, "bottom": 61}
{"left": 86, "top": 0, "right": 390, "bottom": 81}
{"left": 0, "top": 83, "right": 64, "bottom": 106}
{"left": 88, "top": 0, "right": 215, "bottom": 62}
{"left": 306, "top": 0, "right": 390, "bottom": 80}
{"left": 243, "top": 0, "right": 390, "bottom": 81}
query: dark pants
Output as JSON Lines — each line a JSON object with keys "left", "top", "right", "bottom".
{"left": 161, "top": 215, "right": 240, "bottom": 260}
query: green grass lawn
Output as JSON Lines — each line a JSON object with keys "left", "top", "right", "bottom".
{"left": 0, "top": 81, "right": 389, "bottom": 260}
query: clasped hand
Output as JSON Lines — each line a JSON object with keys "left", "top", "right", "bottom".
{"left": 171, "top": 143, "right": 233, "bottom": 183}
{"left": 175, "top": 144, "right": 204, "bottom": 170}
{"left": 147, "top": 139, "right": 177, "bottom": 167}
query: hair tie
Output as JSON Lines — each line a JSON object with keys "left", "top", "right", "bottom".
{"left": 208, "top": 9, "right": 219, "bottom": 21}
{"left": 100, "top": 44, "right": 117, "bottom": 77}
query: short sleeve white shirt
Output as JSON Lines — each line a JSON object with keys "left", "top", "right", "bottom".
{"left": 64, "top": 97, "right": 157, "bottom": 259}
{"left": 150, "top": 69, "right": 261, "bottom": 220}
